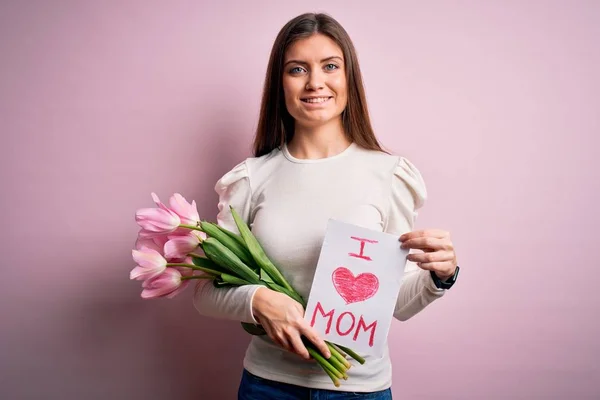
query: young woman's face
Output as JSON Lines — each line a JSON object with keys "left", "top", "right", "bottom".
{"left": 282, "top": 33, "right": 348, "bottom": 129}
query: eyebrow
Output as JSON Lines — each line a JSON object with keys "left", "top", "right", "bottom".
{"left": 284, "top": 56, "right": 344, "bottom": 66}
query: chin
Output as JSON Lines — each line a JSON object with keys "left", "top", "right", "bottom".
{"left": 299, "top": 116, "right": 336, "bottom": 127}
{"left": 295, "top": 110, "right": 343, "bottom": 125}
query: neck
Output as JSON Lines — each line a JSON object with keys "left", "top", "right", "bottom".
{"left": 288, "top": 117, "right": 351, "bottom": 160}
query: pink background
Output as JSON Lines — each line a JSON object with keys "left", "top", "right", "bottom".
{"left": 1, "top": 1, "right": 598, "bottom": 399}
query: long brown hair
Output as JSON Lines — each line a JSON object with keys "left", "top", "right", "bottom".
{"left": 253, "top": 13, "right": 386, "bottom": 157}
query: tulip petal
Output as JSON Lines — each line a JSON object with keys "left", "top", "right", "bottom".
{"left": 165, "top": 280, "right": 190, "bottom": 298}
{"left": 152, "top": 235, "right": 169, "bottom": 248}
{"left": 132, "top": 248, "right": 166, "bottom": 268}
{"left": 130, "top": 265, "right": 163, "bottom": 281}
{"left": 140, "top": 269, "right": 182, "bottom": 299}
{"left": 130, "top": 266, "right": 146, "bottom": 280}
{"left": 174, "top": 265, "right": 194, "bottom": 277}
{"left": 192, "top": 230, "right": 207, "bottom": 241}
{"left": 151, "top": 192, "right": 170, "bottom": 212}
{"left": 135, "top": 236, "right": 163, "bottom": 253}
{"left": 135, "top": 207, "right": 181, "bottom": 234}
{"left": 131, "top": 248, "right": 167, "bottom": 281}
{"left": 169, "top": 193, "right": 200, "bottom": 226}
{"left": 164, "top": 235, "right": 200, "bottom": 259}
{"left": 137, "top": 229, "right": 167, "bottom": 239}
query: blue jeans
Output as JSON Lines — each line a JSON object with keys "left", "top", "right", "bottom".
{"left": 238, "top": 369, "right": 393, "bottom": 400}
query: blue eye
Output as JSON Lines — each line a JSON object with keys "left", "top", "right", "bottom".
{"left": 325, "top": 63, "right": 339, "bottom": 71}
{"left": 289, "top": 66, "right": 305, "bottom": 74}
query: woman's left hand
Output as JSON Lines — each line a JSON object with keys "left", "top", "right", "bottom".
{"left": 399, "top": 229, "right": 457, "bottom": 280}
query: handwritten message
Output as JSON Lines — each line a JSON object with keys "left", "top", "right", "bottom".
{"left": 304, "top": 219, "right": 409, "bottom": 357}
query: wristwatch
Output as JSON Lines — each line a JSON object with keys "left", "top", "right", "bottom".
{"left": 430, "top": 266, "right": 460, "bottom": 290}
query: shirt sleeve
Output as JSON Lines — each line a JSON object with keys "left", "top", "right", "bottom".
{"left": 192, "top": 160, "right": 263, "bottom": 324}
{"left": 384, "top": 157, "right": 446, "bottom": 322}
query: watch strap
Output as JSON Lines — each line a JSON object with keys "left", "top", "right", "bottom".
{"left": 430, "top": 265, "right": 460, "bottom": 290}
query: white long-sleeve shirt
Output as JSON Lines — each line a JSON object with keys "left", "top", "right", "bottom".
{"left": 193, "top": 142, "right": 446, "bottom": 392}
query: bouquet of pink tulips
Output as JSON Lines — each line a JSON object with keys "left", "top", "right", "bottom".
{"left": 131, "top": 192, "right": 365, "bottom": 387}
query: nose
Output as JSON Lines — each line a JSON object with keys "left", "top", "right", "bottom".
{"left": 305, "top": 70, "right": 325, "bottom": 91}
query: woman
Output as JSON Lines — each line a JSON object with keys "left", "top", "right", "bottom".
{"left": 194, "top": 12, "right": 459, "bottom": 399}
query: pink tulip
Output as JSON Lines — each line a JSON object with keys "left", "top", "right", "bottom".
{"left": 141, "top": 268, "right": 187, "bottom": 299}
{"left": 175, "top": 257, "right": 195, "bottom": 277}
{"left": 134, "top": 235, "right": 168, "bottom": 254}
{"left": 130, "top": 248, "right": 167, "bottom": 281}
{"left": 164, "top": 230, "right": 206, "bottom": 259}
{"left": 135, "top": 208, "right": 180, "bottom": 236}
{"left": 173, "top": 258, "right": 195, "bottom": 278}
{"left": 165, "top": 258, "right": 200, "bottom": 298}
{"left": 150, "top": 192, "right": 170, "bottom": 211}
{"left": 135, "top": 193, "right": 181, "bottom": 236}
{"left": 169, "top": 193, "right": 200, "bottom": 226}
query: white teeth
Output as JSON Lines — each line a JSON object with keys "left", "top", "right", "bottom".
{"left": 303, "top": 97, "right": 330, "bottom": 103}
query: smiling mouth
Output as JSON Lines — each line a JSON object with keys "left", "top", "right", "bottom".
{"left": 301, "top": 96, "right": 333, "bottom": 104}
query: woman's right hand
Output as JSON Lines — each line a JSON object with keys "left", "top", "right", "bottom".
{"left": 251, "top": 287, "right": 331, "bottom": 360}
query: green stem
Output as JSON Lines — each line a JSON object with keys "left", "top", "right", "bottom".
{"left": 327, "top": 342, "right": 351, "bottom": 369}
{"left": 181, "top": 275, "right": 214, "bottom": 280}
{"left": 167, "top": 263, "right": 222, "bottom": 277}
{"left": 179, "top": 224, "right": 203, "bottom": 231}
{"left": 307, "top": 347, "right": 343, "bottom": 380}
{"left": 335, "top": 344, "right": 365, "bottom": 365}
{"left": 330, "top": 343, "right": 346, "bottom": 356}
{"left": 303, "top": 339, "right": 347, "bottom": 378}
{"left": 321, "top": 364, "right": 340, "bottom": 387}
{"left": 325, "top": 351, "right": 347, "bottom": 375}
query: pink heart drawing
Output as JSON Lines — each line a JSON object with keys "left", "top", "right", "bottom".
{"left": 332, "top": 267, "right": 379, "bottom": 304}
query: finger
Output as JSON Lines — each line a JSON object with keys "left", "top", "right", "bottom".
{"left": 407, "top": 251, "right": 454, "bottom": 263}
{"left": 401, "top": 237, "right": 453, "bottom": 251}
{"left": 400, "top": 229, "right": 449, "bottom": 241}
{"left": 417, "top": 261, "right": 455, "bottom": 277}
{"left": 263, "top": 325, "right": 290, "bottom": 351}
{"left": 288, "top": 333, "right": 310, "bottom": 360}
{"left": 275, "top": 333, "right": 291, "bottom": 352}
{"left": 300, "top": 326, "right": 331, "bottom": 359}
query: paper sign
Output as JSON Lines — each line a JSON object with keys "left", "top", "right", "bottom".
{"left": 304, "top": 219, "right": 409, "bottom": 357}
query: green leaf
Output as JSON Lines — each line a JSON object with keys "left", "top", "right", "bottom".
{"left": 240, "top": 322, "right": 267, "bottom": 336}
{"left": 201, "top": 237, "right": 260, "bottom": 284}
{"left": 216, "top": 224, "right": 247, "bottom": 247}
{"left": 265, "top": 281, "right": 305, "bottom": 306}
{"left": 229, "top": 206, "right": 294, "bottom": 291}
{"left": 191, "top": 255, "right": 226, "bottom": 272}
{"left": 221, "top": 273, "right": 250, "bottom": 286}
{"left": 199, "top": 221, "right": 258, "bottom": 269}
{"left": 260, "top": 268, "right": 275, "bottom": 284}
